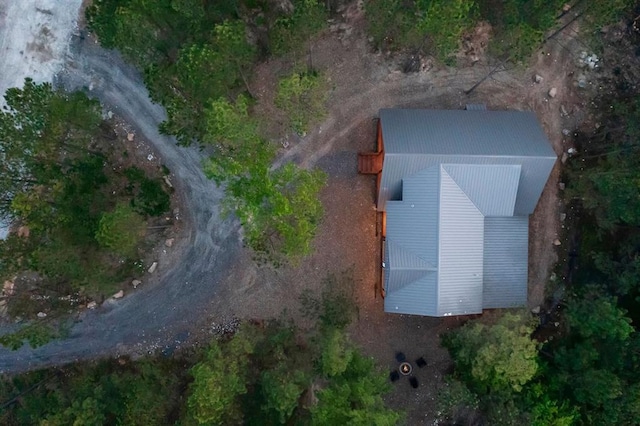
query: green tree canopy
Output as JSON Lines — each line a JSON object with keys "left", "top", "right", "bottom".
{"left": 443, "top": 312, "right": 539, "bottom": 394}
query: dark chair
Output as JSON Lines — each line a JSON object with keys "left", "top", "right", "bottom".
{"left": 409, "top": 376, "right": 419, "bottom": 388}
{"left": 389, "top": 370, "right": 400, "bottom": 382}
{"left": 395, "top": 351, "right": 406, "bottom": 362}
{"left": 415, "top": 357, "right": 427, "bottom": 368}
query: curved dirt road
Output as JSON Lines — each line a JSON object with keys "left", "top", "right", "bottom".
{"left": 0, "top": 32, "right": 242, "bottom": 373}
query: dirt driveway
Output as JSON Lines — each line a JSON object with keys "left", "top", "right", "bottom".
{"left": 213, "top": 4, "right": 588, "bottom": 423}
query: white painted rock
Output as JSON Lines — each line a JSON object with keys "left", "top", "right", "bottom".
{"left": 37, "top": 311, "right": 47, "bottom": 318}
{"left": 112, "top": 290, "right": 124, "bottom": 299}
{"left": 148, "top": 262, "right": 158, "bottom": 274}
{"left": 131, "top": 279, "right": 142, "bottom": 289}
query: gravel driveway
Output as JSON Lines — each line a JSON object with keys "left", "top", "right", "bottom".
{"left": 0, "top": 31, "right": 242, "bottom": 373}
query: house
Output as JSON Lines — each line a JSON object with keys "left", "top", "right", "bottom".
{"left": 359, "top": 108, "right": 557, "bottom": 317}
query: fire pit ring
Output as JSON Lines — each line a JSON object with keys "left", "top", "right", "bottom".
{"left": 399, "top": 362, "right": 412, "bottom": 376}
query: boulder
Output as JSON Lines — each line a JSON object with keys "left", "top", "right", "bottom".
{"left": 560, "top": 104, "right": 568, "bottom": 116}
{"left": 37, "top": 311, "right": 47, "bottom": 318}
{"left": 17, "top": 225, "right": 30, "bottom": 238}
{"left": 3, "top": 280, "right": 14, "bottom": 296}
{"left": 112, "top": 290, "right": 124, "bottom": 299}
{"left": 560, "top": 213, "right": 567, "bottom": 222}
{"left": 553, "top": 239, "right": 562, "bottom": 246}
{"left": 165, "top": 238, "right": 174, "bottom": 248}
{"left": 534, "top": 74, "right": 543, "bottom": 83}
{"left": 131, "top": 279, "right": 142, "bottom": 289}
{"left": 561, "top": 152, "right": 569, "bottom": 164}
{"left": 148, "top": 262, "right": 158, "bottom": 274}
{"left": 531, "top": 306, "right": 541, "bottom": 314}
{"left": 127, "top": 132, "right": 135, "bottom": 141}
{"left": 548, "top": 87, "right": 558, "bottom": 98}
{"left": 87, "top": 301, "right": 97, "bottom": 309}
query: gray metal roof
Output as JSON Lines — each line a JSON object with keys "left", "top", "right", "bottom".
{"left": 379, "top": 109, "right": 556, "bottom": 156}
{"left": 442, "top": 164, "right": 520, "bottom": 216}
{"left": 380, "top": 108, "right": 555, "bottom": 317}
{"left": 483, "top": 217, "right": 529, "bottom": 309}
{"left": 377, "top": 109, "right": 557, "bottom": 214}
{"left": 383, "top": 164, "right": 531, "bottom": 316}
{"left": 437, "top": 168, "right": 484, "bottom": 315}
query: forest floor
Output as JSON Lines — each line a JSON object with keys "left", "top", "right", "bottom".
{"left": 0, "top": 0, "right": 596, "bottom": 423}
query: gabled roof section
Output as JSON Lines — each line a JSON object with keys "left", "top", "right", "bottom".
{"left": 483, "top": 217, "right": 529, "bottom": 309}
{"left": 443, "top": 164, "right": 521, "bottom": 216}
{"left": 437, "top": 167, "right": 484, "bottom": 315}
{"left": 379, "top": 109, "right": 556, "bottom": 157}
{"left": 377, "top": 108, "right": 557, "bottom": 214}
{"left": 385, "top": 239, "right": 436, "bottom": 271}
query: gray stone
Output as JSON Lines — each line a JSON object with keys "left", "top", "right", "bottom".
{"left": 548, "top": 87, "right": 558, "bottom": 98}
{"left": 561, "top": 152, "right": 569, "bottom": 164}
{"left": 112, "top": 290, "right": 124, "bottom": 299}
{"left": 534, "top": 74, "right": 543, "bottom": 83}
{"left": 165, "top": 238, "right": 174, "bottom": 248}
{"left": 558, "top": 182, "right": 566, "bottom": 190}
{"left": 560, "top": 104, "right": 568, "bottom": 116}
{"left": 131, "top": 279, "right": 142, "bottom": 289}
{"left": 531, "top": 306, "right": 541, "bottom": 314}
{"left": 3, "top": 280, "right": 14, "bottom": 296}
{"left": 560, "top": 213, "right": 567, "bottom": 221}
{"left": 127, "top": 132, "right": 134, "bottom": 141}
{"left": 553, "top": 239, "right": 562, "bottom": 246}
{"left": 148, "top": 262, "right": 158, "bottom": 274}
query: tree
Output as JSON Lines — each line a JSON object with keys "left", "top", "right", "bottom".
{"left": 95, "top": 203, "right": 147, "bottom": 258}
{"left": 275, "top": 71, "right": 327, "bottom": 135}
{"left": 260, "top": 368, "right": 309, "bottom": 424}
{"left": 416, "top": 0, "right": 476, "bottom": 61}
{"left": 154, "top": 20, "right": 257, "bottom": 145}
{"left": 269, "top": 0, "right": 327, "bottom": 55}
{"left": 311, "top": 350, "right": 401, "bottom": 425}
{"left": 218, "top": 163, "right": 326, "bottom": 264}
{"left": 187, "top": 326, "right": 257, "bottom": 424}
{"left": 443, "top": 312, "right": 539, "bottom": 394}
